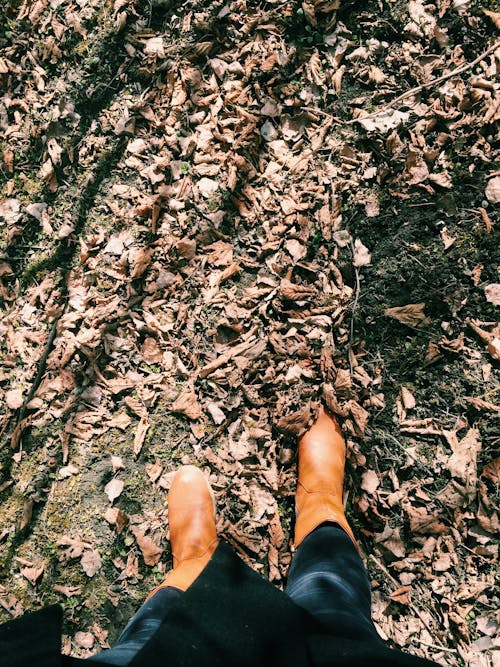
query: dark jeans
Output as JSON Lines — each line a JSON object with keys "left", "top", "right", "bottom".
{"left": 87, "top": 523, "right": 379, "bottom": 664}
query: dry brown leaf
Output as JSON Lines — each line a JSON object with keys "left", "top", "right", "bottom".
{"left": 81, "top": 549, "right": 102, "bottom": 577}
{"left": 275, "top": 405, "right": 312, "bottom": 435}
{"left": 484, "top": 283, "right": 500, "bottom": 306}
{"left": 6, "top": 388, "right": 23, "bottom": 410}
{"left": 440, "top": 227, "right": 456, "bottom": 249}
{"left": 349, "top": 401, "right": 369, "bottom": 436}
{"left": 134, "top": 416, "right": 150, "bottom": 457}
{"left": 104, "top": 507, "right": 129, "bottom": 534}
{"left": 361, "top": 470, "right": 380, "bottom": 494}
{"left": 131, "top": 527, "right": 162, "bottom": 566}
{"left": 104, "top": 478, "right": 124, "bottom": 503}
{"left": 110, "top": 455, "right": 125, "bottom": 472}
{"left": 129, "top": 247, "right": 153, "bottom": 279}
{"left": 171, "top": 389, "right": 202, "bottom": 420}
{"left": 400, "top": 387, "right": 416, "bottom": 410}
{"left": 481, "top": 458, "right": 500, "bottom": 484}
{"left": 74, "top": 632, "right": 95, "bottom": 649}
{"left": 385, "top": 303, "right": 427, "bottom": 327}
{"left": 483, "top": 9, "right": 500, "bottom": 28}
{"left": 462, "top": 397, "right": 500, "bottom": 413}
{"left": 478, "top": 207, "right": 492, "bottom": 233}
{"left": 485, "top": 176, "right": 500, "bottom": 204}
{"left": 444, "top": 428, "right": 481, "bottom": 499}
{"left": 53, "top": 584, "right": 82, "bottom": 598}
{"left": 353, "top": 239, "right": 371, "bottom": 267}
{"left": 20, "top": 562, "right": 45, "bottom": 585}
{"left": 390, "top": 585, "right": 411, "bottom": 605}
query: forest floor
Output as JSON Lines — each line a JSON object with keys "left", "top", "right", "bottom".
{"left": 0, "top": 0, "right": 499, "bottom": 664}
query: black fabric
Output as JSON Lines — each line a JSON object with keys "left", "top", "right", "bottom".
{"left": 1, "top": 542, "right": 441, "bottom": 667}
{"left": 0, "top": 604, "right": 62, "bottom": 667}
{"left": 286, "top": 524, "right": 380, "bottom": 640}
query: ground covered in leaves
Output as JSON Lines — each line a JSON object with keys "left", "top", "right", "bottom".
{"left": 0, "top": 0, "right": 499, "bottom": 663}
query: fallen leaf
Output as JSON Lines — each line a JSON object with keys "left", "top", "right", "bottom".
{"left": 104, "top": 507, "right": 129, "bottom": 534}
{"left": 81, "top": 549, "right": 102, "bottom": 577}
{"left": 207, "top": 402, "right": 225, "bottom": 425}
{"left": 58, "top": 464, "right": 79, "bottom": 479}
{"left": 483, "top": 9, "right": 500, "bottom": 29}
{"left": 357, "top": 109, "right": 410, "bottom": 133}
{"left": 444, "top": 428, "right": 481, "bottom": 499}
{"left": 104, "top": 478, "right": 124, "bottom": 503}
{"left": 484, "top": 284, "right": 500, "bottom": 306}
{"left": 134, "top": 416, "right": 150, "bottom": 457}
{"left": 385, "top": 303, "right": 427, "bottom": 327}
{"left": 485, "top": 176, "right": 500, "bottom": 204}
{"left": 111, "top": 455, "right": 125, "bottom": 472}
{"left": 171, "top": 388, "right": 202, "bottom": 420}
{"left": 440, "top": 227, "right": 456, "bottom": 249}
{"left": 361, "top": 470, "right": 380, "bottom": 494}
{"left": 131, "top": 527, "right": 162, "bottom": 565}
{"left": 74, "top": 632, "right": 95, "bottom": 649}
{"left": 6, "top": 388, "right": 23, "bottom": 410}
{"left": 353, "top": 239, "right": 371, "bottom": 267}
{"left": 53, "top": 584, "right": 82, "bottom": 598}
{"left": 144, "top": 36, "right": 165, "bottom": 58}
{"left": 0, "top": 198, "right": 21, "bottom": 224}
{"left": 390, "top": 585, "right": 411, "bottom": 605}
{"left": 20, "top": 562, "right": 45, "bottom": 585}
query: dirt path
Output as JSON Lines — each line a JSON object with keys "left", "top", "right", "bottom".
{"left": 1, "top": 1, "right": 498, "bottom": 663}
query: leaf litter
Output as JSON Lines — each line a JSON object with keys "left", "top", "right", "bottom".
{"left": 0, "top": 0, "right": 498, "bottom": 662}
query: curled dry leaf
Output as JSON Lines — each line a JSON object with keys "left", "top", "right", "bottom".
{"left": 104, "top": 507, "right": 129, "bottom": 534}
{"left": 357, "top": 109, "right": 410, "bottom": 133}
{"left": 133, "top": 416, "right": 150, "bottom": 457}
{"left": 171, "top": 388, "right": 202, "bottom": 420}
{"left": 484, "top": 176, "right": 500, "bottom": 204}
{"left": 20, "top": 562, "right": 45, "bottom": 585}
{"left": 74, "top": 632, "right": 95, "bottom": 649}
{"left": 353, "top": 238, "right": 371, "bottom": 267}
{"left": 110, "top": 455, "right": 125, "bottom": 472}
{"left": 484, "top": 283, "right": 500, "bottom": 306}
{"left": 81, "top": 549, "right": 102, "bottom": 578}
{"left": 6, "top": 388, "right": 24, "bottom": 410}
{"left": 361, "top": 469, "right": 380, "bottom": 494}
{"left": 104, "top": 478, "right": 124, "bottom": 503}
{"left": 385, "top": 303, "right": 427, "bottom": 327}
{"left": 131, "top": 527, "right": 162, "bottom": 566}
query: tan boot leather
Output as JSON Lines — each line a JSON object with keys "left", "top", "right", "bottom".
{"left": 294, "top": 406, "right": 357, "bottom": 549}
{"left": 146, "top": 466, "right": 219, "bottom": 599}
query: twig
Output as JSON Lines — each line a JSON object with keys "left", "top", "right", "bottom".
{"left": 412, "top": 639, "right": 456, "bottom": 654}
{"left": 300, "top": 41, "right": 500, "bottom": 124}
{"left": 345, "top": 40, "right": 500, "bottom": 124}
{"left": 378, "top": 431, "right": 435, "bottom": 476}
{"left": 348, "top": 264, "right": 361, "bottom": 373}
{"left": 369, "top": 555, "right": 448, "bottom": 650}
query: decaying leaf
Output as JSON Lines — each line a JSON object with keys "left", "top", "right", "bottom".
{"left": 104, "top": 478, "right": 124, "bottom": 503}
{"left": 385, "top": 303, "right": 427, "bottom": 327}
{"left": 81, "top": 549, "right": 102, "bottom": 577}
{"left": 361, "top": 470, "right": 380, "bottom": 494}
{"left": 484, "top": 176, "right": 500, "bottom": 203}
{"left": 353, "top": 239, "right": 371, "bottom": 267}
{"left": 131, "top": 527, "right": 162, "bottom": 566}
{"left": 484, "top": 284, "right": 500, "bottom": 306}
{"left": 171, "top": 388, "right": 202, "bottom": 420}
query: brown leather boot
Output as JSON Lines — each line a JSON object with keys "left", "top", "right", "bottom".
{"left": 294, "top": 406, "right": 357, "bottom": 549}
{"left": 146, "top": 465, "right": 219, "bottom": 599}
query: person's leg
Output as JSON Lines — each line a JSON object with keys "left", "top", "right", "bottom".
{"left": 86, "top": 587, "right": 182, "bottom": 665}
{"left": 87, "top": 465, "right": 218, "bottom": 665}
{"left": 285, "top": 522, "right": 380, "bottom": 640}
{"left": 288, "top": 408, "right": 381, "bottom": 641}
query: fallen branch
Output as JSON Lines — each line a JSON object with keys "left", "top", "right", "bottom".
{"left": 345, "top": 40, "right": 500, "bottom": 124}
